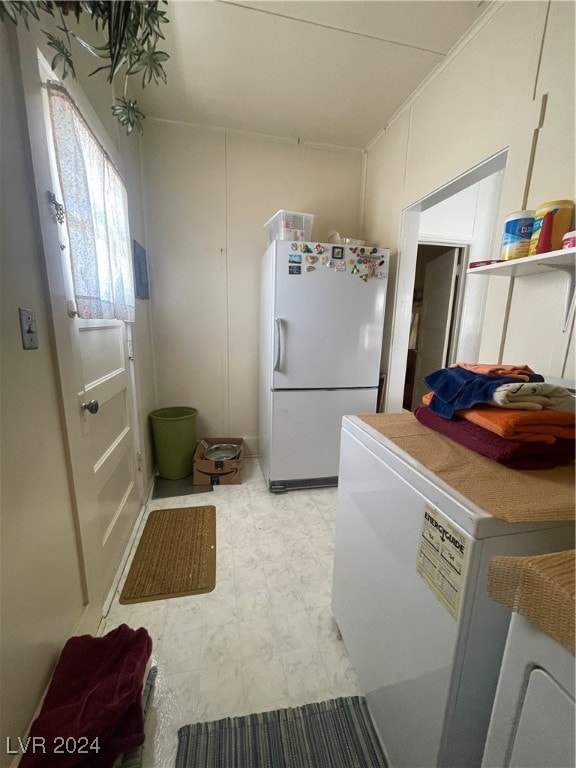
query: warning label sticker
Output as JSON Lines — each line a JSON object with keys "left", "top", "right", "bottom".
{"left": 416, "top": 505, "right": 469, "bottom": 620}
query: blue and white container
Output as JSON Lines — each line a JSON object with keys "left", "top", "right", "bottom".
{"left": 500, "top": 210, "right": 534, "bottom": 260}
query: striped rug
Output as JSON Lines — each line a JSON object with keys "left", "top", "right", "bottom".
{"left": 176, "top": 696, "right": 387, "bottom": 768}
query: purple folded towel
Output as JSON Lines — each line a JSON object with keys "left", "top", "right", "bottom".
{"left": 414, "top": 406, "right": 575, "bottom": 469}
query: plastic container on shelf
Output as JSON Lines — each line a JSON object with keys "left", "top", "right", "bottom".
{"left": 149, "top": 406, "right": 198, "bottom": 480}
{"left": 562, "top": 230, "right": 576, "bottom": 249}
{"left": 499, "top": 211, "right": 534, "bottom": 260}
{"left": 528, "top": 200, "right": 575, "bottom": 255}
{"left": 264, "top": 210, "right": 315, "bottom": 245}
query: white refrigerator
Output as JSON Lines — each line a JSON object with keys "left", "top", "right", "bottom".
{"left": 258, "top": 240, "right": 389, "bottom": 492}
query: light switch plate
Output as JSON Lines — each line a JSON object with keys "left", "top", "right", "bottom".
{"left": 19, "top": 307, "right": 38, "bottom": 350}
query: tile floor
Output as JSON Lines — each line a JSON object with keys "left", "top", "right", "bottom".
{"left": 102, "top": 459, "right": 360, "bottom": 767}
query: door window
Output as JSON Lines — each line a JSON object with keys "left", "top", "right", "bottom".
{"left": 44, "top": 81, "right": 135, "bottom": 322}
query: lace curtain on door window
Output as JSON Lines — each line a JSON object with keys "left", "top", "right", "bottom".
{"left": 46, "top": 83, "right": 135, "bottom": 322}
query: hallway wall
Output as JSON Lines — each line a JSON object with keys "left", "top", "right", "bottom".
{"left": 362, "top": 0, "right": 575, "bottom": 405}
{"left": 142, "top": 124, "right": 363, "bottom": 454}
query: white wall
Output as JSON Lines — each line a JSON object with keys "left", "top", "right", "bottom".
{"left": 363, "top": 1, "right": 575, "bottom": 397}
{"left": 142, "top": 124, "right": 363, "bottom": 453}
{"left": 142, "top": 122, "right": 228, "bottom": 448}
{"left": 417, "top": 171, "right": 505, "bottom": 363}
{"left": 419, "top": 183, "right": 481, "bottom": 242}
{"left": 417, "top": 171, "right": 504, "bottom": 252}
{"left": 118, "top": 129, "right": 157, "bottom": 487}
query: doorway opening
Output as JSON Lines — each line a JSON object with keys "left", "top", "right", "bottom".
{"left": 384, "top": 149, "right": 508, "bottom": 412}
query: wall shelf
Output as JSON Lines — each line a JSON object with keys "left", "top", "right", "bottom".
{"left": 467, "top": 247, "right": 575, "bottom": 276}
{"left": 468, "top": 247, "right": 576, "bottom": 331}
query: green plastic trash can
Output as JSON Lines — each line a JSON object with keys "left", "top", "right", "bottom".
{"left": 149, "top": 406, "right": 198, "bottom": 480}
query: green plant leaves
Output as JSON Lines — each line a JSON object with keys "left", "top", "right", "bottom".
{"left": 95, "top": 0, "right": 170, "bottom": 87}
{"left": 126, "top": 42, "right": 169, "bottom": 87}
{"left": 112, "top": 96, "right": 145, "bottom": 135}
{"left": 0, "top": 0, "right": 170, "bottom": 135}
{"left": 46, "top": 32, "right": 76, "bottom": 79}
{"left": 0, "top": 1, "right": 45, "bottom": 27}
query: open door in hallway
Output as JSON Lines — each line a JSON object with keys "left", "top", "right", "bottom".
{"left": 407, "top": 247, "right": 460, "bottom": 410}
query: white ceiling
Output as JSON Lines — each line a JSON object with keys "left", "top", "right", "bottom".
{"left": 136, "top": 1, "right": 489, "bottom": 148}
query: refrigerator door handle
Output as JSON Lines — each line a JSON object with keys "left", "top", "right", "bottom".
{"left": 274, "top": 317, "right": 283, "bottom": 371}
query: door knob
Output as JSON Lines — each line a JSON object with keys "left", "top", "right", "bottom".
{"left": 82, "top": 399, "right": 99, "bottom": 414}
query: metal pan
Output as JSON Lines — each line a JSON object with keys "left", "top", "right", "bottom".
{"left": 204, "top": 443, "right": 241, "bottom": 461}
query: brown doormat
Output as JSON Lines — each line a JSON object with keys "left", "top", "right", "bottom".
{"left": 120, "top": 506, "right": 216, "bottom": 604}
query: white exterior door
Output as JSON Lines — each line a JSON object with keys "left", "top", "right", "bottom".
{"left": 76, "top": 320, "right": 140, "bottom": 597}
{"left": 19, "top": 39, "right": 140, "bottom": 630}
{"left": 412, "top": 249, "right": 459, "bottom": 409}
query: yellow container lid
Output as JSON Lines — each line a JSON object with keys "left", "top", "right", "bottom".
{"left": 534, "top": 199, "right": 574, "bottom": 212}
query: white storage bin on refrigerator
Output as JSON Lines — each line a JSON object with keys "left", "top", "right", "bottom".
{"left": 331, "top": 415, "right": 575, "bottom": 768}
{"left": 263, "top": 210, "right": 315, "bottom": 244}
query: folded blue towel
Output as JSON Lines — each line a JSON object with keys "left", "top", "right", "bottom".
{"left": 423, "top": 367, "right": 545, "bottom": 418}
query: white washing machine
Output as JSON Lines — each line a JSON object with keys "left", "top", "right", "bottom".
{"left": 332, "top": 415, "right": 575, "bottom": 768}
{"left": 482, "top": 611, "right": 575, "bottom": 767}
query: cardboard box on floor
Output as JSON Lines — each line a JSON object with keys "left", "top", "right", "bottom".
{"left": 193, "top": 437, "right": 243, "bottom": 485}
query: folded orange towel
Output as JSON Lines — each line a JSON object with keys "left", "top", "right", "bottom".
{"left": 457, "top": 405, "right": 575, "bottom": 443}
{"left": 421, "top": 393, "right": 575, "bottom": 442}
{"left": 448, "top": 363, "right": 537, "bottom": 381}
